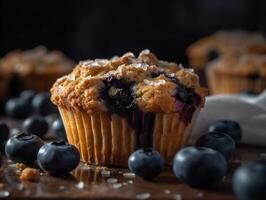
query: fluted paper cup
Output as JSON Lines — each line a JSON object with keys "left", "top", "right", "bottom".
{"left": 58, "top": 107, "right": 199, "bottom": 167}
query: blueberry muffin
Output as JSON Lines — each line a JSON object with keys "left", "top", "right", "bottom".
{"left": 187, "top": 31, "right": 266, "bottom": 87}
{"left": 187, "top": 30, "right": 266, "bottom": 70}
{"left": 0, "top": 46, "right": 74, "bottom": 94}
{"left": 207, "top": 54, "right": 266, "bottom": 94}
{"left": 51, "top": 50, "right": 207, "bottom": 167}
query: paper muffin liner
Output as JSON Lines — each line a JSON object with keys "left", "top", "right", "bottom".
{"left": 58, "top": 107, "right": 199, "bottom": 167}
{"left": 207, "top": 66, "right": 266, "bottom": 94}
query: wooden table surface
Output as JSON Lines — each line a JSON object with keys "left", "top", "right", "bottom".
{"left": 0, "top": 118, "right": 265, "bottom": 199}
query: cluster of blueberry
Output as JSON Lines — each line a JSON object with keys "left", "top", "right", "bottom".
{"left": 4, "top": 133, "right": 80, "bottom": 175}
{"left": 0, "top": 90, "right": 80, "bottom": 175}
{"left": 3, "top": 91, "right": 66, "bottom": 140}
{"left": 128, "top": 120, "right": 266, "bottom": 200}
{"left": 5, "top": 91, "right": 57, "bottom": 118}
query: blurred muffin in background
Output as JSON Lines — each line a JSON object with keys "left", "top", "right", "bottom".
{"left": 186, "top": 31, "right": 266, "bottom": 87}
{"left": 0, "top": 46, "right": 75, "bottom": 95}
{"left": 187, "top": 30, "right": 266, "bottom": 69}
{"left": 207, "top": 54, "right": 266, "bottom": 94}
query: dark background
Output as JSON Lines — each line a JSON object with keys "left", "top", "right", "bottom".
{"left": 0, "top": 0, "right": 266, "bottom": 64}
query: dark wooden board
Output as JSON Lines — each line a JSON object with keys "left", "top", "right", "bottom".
{"left": 0, "top": 117, "right": 266, "bottom": 199}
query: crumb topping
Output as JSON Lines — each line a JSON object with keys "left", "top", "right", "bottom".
{"left": 20, "top": 167, "right": 40, "bottom": 181}
{"left": 16, "top": 163, "right": 27, "bottom": 171}
{"left": 0, "top": 46, "right": 74, "bottom": 77}
{"left": 51, "top": 50, "right": 206, "bottom": 113}
{"left": 134, "top": 74, "right": 178, "bottom": 113}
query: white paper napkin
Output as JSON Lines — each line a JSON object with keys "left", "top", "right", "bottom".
{"left": 190, "top": 90, "right": 266, "bottom": 146}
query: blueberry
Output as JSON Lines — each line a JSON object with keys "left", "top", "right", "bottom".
{"left": 207, "top": 49, "right": 220, "bottom": 61}
{"left": 173, "top": 147, "right": 227, "bottom": 188}
{"left": 128, "top": 148, "right": 164, "bottom": 180}
{"left": 176, "top": 86, "right": 189, "bottom": 102}
{"left": 0, "top": 122, "right": 10, "bottom": 145}
{"left": 175, "top": 84, "right": 201, "bottom": 106}
{"left": 208, "top": 120, "right": 242, "bottom": 144}
{"left": 22, "top": 116, "right": 49, "bottom": 138}
{"left": 37, "top": 141, "right": 80, "bottom": 175}
{"left": 5, "top": 133, "right": 44, "bottom": 165}
{"left": 196, "top": 132, "right": 236, "bottom": 160}
{"left": 233, "top": 161, "right": 266, "bottom": 200}
{"left": 100, "top": 77, "right": 135, "bottom": 115}
{"left": 5, "top": 98, "right": 32, "bottom": 119}
{"left": 52, "top": 118, "right": 67, "bottom": 141}
{"left": 20, "top": 90, "right": 36, "bottom": 104}
{"left": 32, "top": 92, "right": 58, "bottom": 116}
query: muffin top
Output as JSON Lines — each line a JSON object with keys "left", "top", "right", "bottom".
{"left": 208, "top": 54, "right": 266, "bottom": 78}
{"left": 187, "top": 30, "right": 266, "bottom": 69}
{"left": 51, "top": 50, "right": 207, "bottom": 115}
{"left": 0, "top": 46, "right": 74, "bottom": 77}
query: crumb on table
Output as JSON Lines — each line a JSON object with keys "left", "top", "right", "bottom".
{"left": 20, "top": 168, "right": 40, "bottom": 181}
{"left": 16, "top": 163, "right": 27, "bottom": 171}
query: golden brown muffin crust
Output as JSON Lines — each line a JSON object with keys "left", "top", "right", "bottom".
{"left": 51, "top": 50, "right": 206, "bottom": 113}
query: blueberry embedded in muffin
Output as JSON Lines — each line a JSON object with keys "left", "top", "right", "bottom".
{"left": 99, "top": 76, "right": 136, "bottom": 116}
{"left": 51, "top": 49, "right": 207, "bottom": 166}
